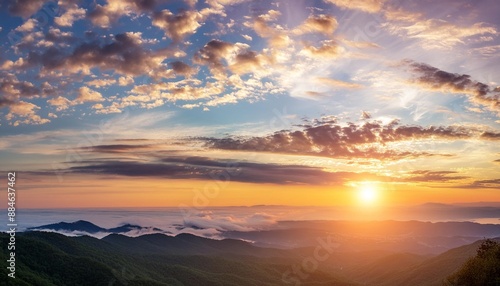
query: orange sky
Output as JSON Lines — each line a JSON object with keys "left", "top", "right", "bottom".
{"left": 12, "top": 173, "right": 500, "bottom": 209}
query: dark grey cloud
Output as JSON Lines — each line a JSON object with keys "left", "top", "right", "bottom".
{"left": 403, "top": 60, "right": 500, "bottom": 113}
{"left": 8, "top": 0, "right": 49, "bottom": 18}
{"left": 481, "top": 131, "right": 500, "bottom": 139}
{"left": 194, "top": 39, "right": 234, "bottom": 70}
{"left": 170, "top": 61, "right": 196, "bottom": 77}
{"left": 460, "top": 179, "right": 500, "bottom": 189}
{"left": 23, "top": 32, "right": 169, "bottom": 77}
{"left": 0, "top": 97, "right": 15, "bottom": 108}
{"left": 78, "top": 144, "right": 154, "bottom": 153}
{"left": 0, "top": 76, "right": 40, "bottom": 98}
{"left": 405, "top": 170, "right": 468, "bottom": 182}
{"left": 152, "top": 9, "right": 203, "bottom": 42}
{"left": 88, "top": 0, "right": 164, "bottom": 27}
{"left": 66, "top": 156, "right": 384, "bottom": 185}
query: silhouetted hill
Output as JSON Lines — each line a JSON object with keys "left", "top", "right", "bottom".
{"left": 102, "top": 232, "right": 290, "bottom": 258}
{"left": 27, "top": 220, "right": 166, "bottom": 235}
{"left": 344, "top": 252, "right": 429, "bottom": 285}
{"left": 344, "top": 237, "right": 500, "bottom": 286}
{"left": 27, "top": 220, "right": 106, "bottom": 233}
{"left": 383, "top": 239, "right": 498, "bottom": 286}
{"left": 8, "top": 221, "right": 500, "bottom": 285}
{"left": 0, "top": 231, "right": 357, "bottom": 286}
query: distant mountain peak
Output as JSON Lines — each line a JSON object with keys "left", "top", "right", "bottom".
{"left": 27, "top": 220, "right": 166, "bottom": 236}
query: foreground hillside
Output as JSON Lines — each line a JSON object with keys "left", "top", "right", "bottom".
{"left": 0, "top": 232, "right": 356, "bottom": 286}
{"left": 0, "top": 232, "right": 497, "bottom": 285}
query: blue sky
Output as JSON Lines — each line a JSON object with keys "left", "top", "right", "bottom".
{"left": 0, "top": 0, "right": 499, "bottom": 208}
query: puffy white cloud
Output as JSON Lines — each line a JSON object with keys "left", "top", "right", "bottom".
{"left": 55, "top": 5, "right": 86, "bottom": 27}
{"left": 152, "top": 9, "right": 204, "bottom": 41}
{"left": 5, "top": 101, "right": 50, "bottom": 126}
{"left": 74, "top": 87, "right": 105, "bottom": 104}
{"left": 15, "top": 19, "right": 38, "bottom": 32}
{"left": 47, "top": 96, "right": 71, "bottom": 111}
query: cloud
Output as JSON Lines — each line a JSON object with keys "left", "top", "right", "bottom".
{"left": 0, "top": 73, "right": 40, "bottom": 98}
{"left": 242, "top": 34, "right": 252, "bottom": 41}
{"left": 460, "top": 179, "right": 500, "bottom": 189}
{"left": 202, "top": 119, "right": 498, "bottom": 160}
{"left": 47, "top": 96, "right": 71, "bottom": 111}
{"left": 292, "top": 14, "right": 338, "bottom": 35}
{"left": 54, "top": 3, "right": 86, "bottom": 27}
{"left": 78, "top": 144, "right": 154, "bottom": 153}
{"left": 23, "top": 32, "right": 170, "bottom": 78}
{"left": 405, "top": 170, "right": 468, "bottom": 182}
{"left": 383, "top": 16, "right": 496, "bottom": 50}
{"left": 74, "top": 87, "right": 104, "bottom": 104}
{"left": 315, "top": 77, "right": 363, "bottom": 89}
{"left": 300, "top": 40, "right": 343, "bottom": 59}
{"left": 180, "top": 212, "right": 277, "bottom": 235}
{"left": 228, "top": 50, "right": 265, "bottom": 75}
{"left": 244, "top": 10, "right": 289, "bottom": 49}
{"left": 324, "top": 0, "right": 386, "bottom": 13}
{"left": 469, "top": 45, "right": 500, "bottom": 58}
{"left": 360, "top": 111, "right": 372, "bottom": 120}
{"left": 194, "top": 39, "right": 253, "bottom": 77}
{"left": 383, "top": 7, "right": 421, "bottom": 22}
{"left": 118, "top": 76, "right": 134, "bottom": 86}
{"left": 5, "top": 101, "right": 50, "bottom": 126}
{"left": 8, "top": 0, "right": 49, "bottom": 18}
{"left": 15, "top": 18, "right": 38, "bottom": 32}
{"left": 170, "top": 61, "right": 197, "bottom": 77}
{"left": 88, "top": 0, "right": 163, "bottom": 28}
{"left": 64, "top": 155, "right": 387, "bottom": 185}
{"left": 403, "top": 60, "right": 500, "bottom": 115}
{"left": 86, "top": 78, "right": 117, "bottom": 88}
{"left": 481, "top": 131, "right": 500, "bottom": 140}
{"left": 0, "top": 97, "right": 15, "bottom": 108}
{"left": 152, "top": 9, "right": 204, "bottom": 42}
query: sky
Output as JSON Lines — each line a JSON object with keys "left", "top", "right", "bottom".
{"left": 0, "top": 0, "right": 499, "bottom": 209}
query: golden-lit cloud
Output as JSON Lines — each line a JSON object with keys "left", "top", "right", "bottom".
{"left": 47, "top": 96, "right": 71, "bottom": 111}
{"left": 300, "top": 40, "right": 343, "bottom": 58}
{"left": 74, "top": 87, "right": 105, "bottom": 104}
{"left": 324, "top": 0, "right": 386, "bottom": 13}
{"left": 88, "top": 0, "right": 164, "bottom": 28}
{"left": 5, "top": 101, "right": 50, "bottom": 126}
{"left": 315, "top": 77, "right": 363, "bottom": 89}
{"left": 293, "top": 14, "right": 338, "bottom": 35}
{"left": 54, "top": 2, "right": 86, "bottom": 27}
{"left": 152, "top": 9, "right": 204, "bottom": 42}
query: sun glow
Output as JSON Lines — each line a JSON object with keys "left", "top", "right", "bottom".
{"left": 358, "top": 183, "right": 379, "bottom": 205}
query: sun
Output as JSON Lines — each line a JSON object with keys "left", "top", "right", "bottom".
{"left": 358, "top": 184, "right": 379, "bottom": 205}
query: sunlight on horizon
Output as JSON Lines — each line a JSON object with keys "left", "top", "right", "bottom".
{"left": 357, "top": 182, "right": 380, "bottom": 206}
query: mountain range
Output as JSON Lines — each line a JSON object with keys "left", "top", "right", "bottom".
{"left": 0, "top": 231, "right": 497, "bottom": 285}
{"left": 2, "top": 220, "right": 500, "bottom": 285}
{"left": 27, "top": 220, "right": 166, "bottom": 236}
